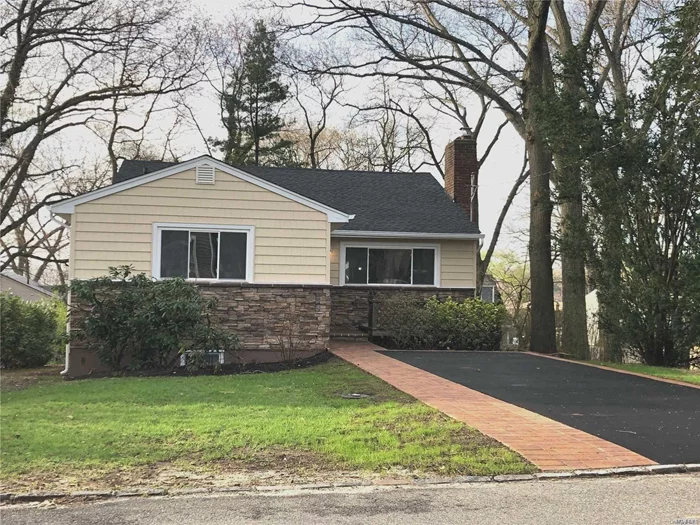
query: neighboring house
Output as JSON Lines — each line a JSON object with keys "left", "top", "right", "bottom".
{"left": 51, "top": 133, "right": 484, "bottom": 376}
{"left": 0, "top": 271, "right": 53, "bottom": 302}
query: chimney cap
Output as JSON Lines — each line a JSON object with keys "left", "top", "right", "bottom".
{"left": 459, "top": 125, "right": 474, "bottom": 139}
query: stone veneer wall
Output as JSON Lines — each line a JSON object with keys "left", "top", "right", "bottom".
{"left": 66, "top": 283, "right": 331, "bottom": 377}
{"left": 330, "top": 286, "right": 476, "bottom": 334}
{"left": 198, "top": 283, "right": 331, "bottom": 351}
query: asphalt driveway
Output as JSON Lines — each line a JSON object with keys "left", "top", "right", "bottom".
{"left": 379, "top": 351, "right": 700, "bottom": 464}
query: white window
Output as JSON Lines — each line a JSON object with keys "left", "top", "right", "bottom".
{"left": 341, "top": 243, "right": 439, "bottom": 286}
{"left": 480, "top": 285, "right": 495, "bottom": 302}
{"left": 152, "top": 223, "right": 254, "bottom": 281}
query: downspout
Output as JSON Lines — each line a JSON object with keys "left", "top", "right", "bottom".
{"left": 50, "top": 213, "right": 71, "bottom": 376}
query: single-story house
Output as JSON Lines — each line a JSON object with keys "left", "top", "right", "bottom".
{"left": 0, "top": 271, "right": 54, "bottom": 302}
{"left": 51, "top": 132, "right": 489, "bottom": 376}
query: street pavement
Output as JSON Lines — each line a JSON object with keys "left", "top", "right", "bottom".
{"left": 2, "top": 474, "right": 699, "bottom": 525}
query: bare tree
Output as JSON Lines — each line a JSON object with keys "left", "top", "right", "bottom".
{"left": 490, "top": 249, "right": 532, "bottom": 351}
{"left": 1, "top": 0, "right": 204, "bottom": 272}
{"left": 278, "top": 0, "right": 663, "bottom": 354}
{"left": 479, "top": 153, "right": 529, "bottom": 292}
{"left": 289, "top": 73, "right": 346, "bottom": 168}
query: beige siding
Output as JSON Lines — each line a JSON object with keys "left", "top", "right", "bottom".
{"left": 329, "top": 237, "right": 477, "bottom": 287}
{"left": 71, "top": 169, "right": 330, "bottom": 283}
{"left": 440, "top": 240, "right": 477, "bottom": 288}
{"left": 330, "top": 237, "right": 340, "bottom": 284}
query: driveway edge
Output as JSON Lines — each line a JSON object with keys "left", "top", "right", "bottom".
{"left": 331, "top": 342, "right": 656, "bottom": 470}
{"left": 524, "top": 352, "right": 700, "bottom": 390}
{"left": 2, "top": 465, "right": 698, "bottom": 505}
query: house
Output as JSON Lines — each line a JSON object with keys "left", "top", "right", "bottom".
{"left": 51, "top": 133, "right": 485, "bottom": 376}
{"left": 0, "top": 271, "right": 53, "bottom": 302}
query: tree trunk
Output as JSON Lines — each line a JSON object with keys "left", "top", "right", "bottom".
{"left": 527, "top": 138, "right": 557, "bottom": 353}
{"left": 560, "top": 196, "right": 590, "bottom": 359}
{"left": 524, "top": 0, "right": 557, "bottom": 353}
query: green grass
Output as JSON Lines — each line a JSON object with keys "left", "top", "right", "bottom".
{"left": 588, "top": 361, "right": 700, "bottom": 385}
{"left": 0, "top": 359, "right": 532, "bottom": 484}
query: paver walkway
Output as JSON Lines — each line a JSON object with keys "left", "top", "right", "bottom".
{"left": 330, "top": 341, "right": 656, "bottom": 471}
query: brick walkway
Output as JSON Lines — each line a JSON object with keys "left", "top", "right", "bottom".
{"left": 330, "top": 342, "right": 656, "bottom": 471}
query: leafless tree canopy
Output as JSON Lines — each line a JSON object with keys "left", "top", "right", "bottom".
{"left": 275, "top": 0, "right": 668, "bottom": 353}
{"left": 1, "top": 0, "right": 205, "bottom": 275}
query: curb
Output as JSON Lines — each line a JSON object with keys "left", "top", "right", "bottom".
{"left": 2, "top": 464, "right": 698, "bottom": 505}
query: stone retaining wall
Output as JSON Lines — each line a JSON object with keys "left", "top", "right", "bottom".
{"left": 66, "top": 283, "right": 476, "bottom": 377}
{"left": 330, "top": 286, "right": 476, "bottom": 333}
{"left": 66, "top": 283, "right": 331, "bottom": 377}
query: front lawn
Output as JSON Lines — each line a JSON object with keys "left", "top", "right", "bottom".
{"left": 0, "top": 358, "right": 532, "bottom": 490}
{"left": 589, "top": 361, "right": 700, "bottom": 385}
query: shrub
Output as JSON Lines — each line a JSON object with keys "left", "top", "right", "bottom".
{"left": 70, "top": 266, "right": 239, "bottom": 371}
{"left": 0, "top": 293, "right": 65, "bottom": 368}
{"left": 379, "top": 295, "right": 507, "bottom": 351}
{"left": 273, "top": 317, "right": 313, "bottom": 363}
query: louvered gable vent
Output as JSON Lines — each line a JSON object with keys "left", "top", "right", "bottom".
{"left": 195, "top": 165, "right": 215, "bottom": 184}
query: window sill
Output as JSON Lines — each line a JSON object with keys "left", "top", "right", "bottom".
{"left": 340, "top": 283, "right": 439, "bottom": 288}
{"left": 154, "top": 277, "right": 249, "bottom": 283}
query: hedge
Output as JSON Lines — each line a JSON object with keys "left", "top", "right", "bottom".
{"left": 0, "top": 293, "right": 66, "bottom": 369}
{"left": 379, "top": 296, "right": 507, "bottom": 351}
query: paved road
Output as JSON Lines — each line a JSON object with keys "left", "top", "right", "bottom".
{"left": 2, "top": 475, "right": 699, "bottom": 524}
{"left": 380, "top": 351, "right": 700, "bottom": 464}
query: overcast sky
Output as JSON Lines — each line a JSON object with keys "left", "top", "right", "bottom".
{"left": 175, "top": 0, "right": 530, "bottom": 254}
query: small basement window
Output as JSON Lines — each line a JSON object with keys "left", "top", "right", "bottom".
{"left": 154, "top": 224, "right": 252, "bottom": 281}
{"left": 180, "top": 350, "right": 225, "bottom": 367}
{"left": 343, "top": 245, "right": 438, "bottom": 286}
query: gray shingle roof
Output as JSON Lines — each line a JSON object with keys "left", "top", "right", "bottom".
{"left": 115, "top": 159, "right": 480, "bottom": 235}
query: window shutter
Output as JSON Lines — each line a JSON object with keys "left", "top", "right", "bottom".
{"left": 195, "top": 165, "right": 215, "bottom": 184}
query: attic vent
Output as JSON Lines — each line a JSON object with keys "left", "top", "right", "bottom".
{"left": 196, "top": 165, "right": 215, "bottom": 184}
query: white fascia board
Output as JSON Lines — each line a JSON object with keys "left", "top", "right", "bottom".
{"left": 332, "top": 230, "right": 484, "bottom": 240}
{"left": 49, "top": 156, "right": 353, "bottom": 223}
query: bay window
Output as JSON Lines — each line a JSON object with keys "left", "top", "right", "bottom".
{"left": 154, "top": 224, "right": 252, "bottom": 281}
{"left": 343, "top": 245, "right": 438, "bottom": 286}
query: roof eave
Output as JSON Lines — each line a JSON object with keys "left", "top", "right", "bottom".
{"left": 332, "top": 230, "right": 484, "bottom": 240}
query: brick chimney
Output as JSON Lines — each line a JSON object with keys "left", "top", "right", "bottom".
{"left": 444, "top": 128, "right": 478, "bottom": 226}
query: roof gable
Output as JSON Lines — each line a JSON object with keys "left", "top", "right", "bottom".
{"left": 50, "top": 156, "right": 353, "bottom": 223}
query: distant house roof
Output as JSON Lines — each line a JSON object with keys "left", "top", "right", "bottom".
{"left": 1, "top": 271, "right": 53, "bottom": 297}
{"left": 115, "top": 159, "right": 481, "bottom": 236}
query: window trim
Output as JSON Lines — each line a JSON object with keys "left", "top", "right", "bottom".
{"left": 152, "top": 222, "right": 255, "bottom": 282}
{"left": 481, "top": 285, "right": 495, "bottom": 302}
{"left": 339, "top": 241, "right": 440, "bottom": 287}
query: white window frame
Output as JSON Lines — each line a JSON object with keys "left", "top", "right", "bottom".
{"left": 339, "top": 241, "right": 441, "bottom": 287}
{"left": 152, "top": 222, "right": 255, "bottom": 282}
{"left": 481, "top": 285, "right": 495, "bottom": 302}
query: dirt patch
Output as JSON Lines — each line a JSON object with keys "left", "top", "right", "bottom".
{"left": 0, "top": 450, "right": 417, "bottom": 494}
{"left": 0, "top": 366, "right": 64, "bottom": 392}
{"left": 66, "top": 351, "right": 334, "bottom": 381}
